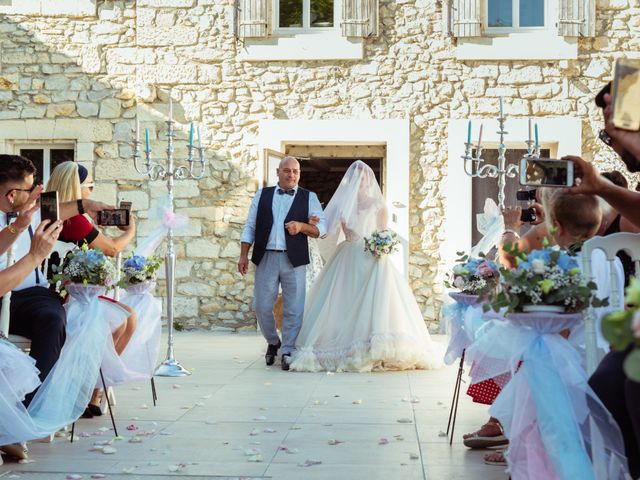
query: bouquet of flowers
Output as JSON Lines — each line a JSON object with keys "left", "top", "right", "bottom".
{"left": 53, "top": 244, "right": 117, "bottom": 288}
{"left": 445, "top": 252, "right": 500, "bottom": 298}
{"left": 119, "top": 254, "right": 163, "bottom": 288}
{"left": 602, "top": 278, "right": 640, "bottom": 381}
{"left": 487, "top": 244, "right": 608, "bottom": 314}
{"left": 364, "top": 229, "right": 400, "bottom": 257}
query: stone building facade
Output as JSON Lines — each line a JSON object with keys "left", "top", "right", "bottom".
{"left": 0, "top": 0, "right": 638, "bottom": 331}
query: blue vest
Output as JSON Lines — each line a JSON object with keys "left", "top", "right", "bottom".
{"left": 251, "top": 186, "right": 310, "bottom": 268}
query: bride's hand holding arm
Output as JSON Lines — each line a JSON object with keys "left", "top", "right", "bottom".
{"left": 285, "top": 192, "right": 327, "bottom": 238}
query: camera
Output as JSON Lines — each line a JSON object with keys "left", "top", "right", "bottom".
{"left": 97, "top": 208, "right": 130, "bottom": 227}
{"left": 516, "top": 189, "right": 537, "bottom": 202}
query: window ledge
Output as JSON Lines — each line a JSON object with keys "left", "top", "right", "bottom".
{"left": 456, "top": 31, "right": 577, "bottom": 61}
{"left": 238, "top": 32, "right": 363, "bottom": 62}
{"left": 0, "top": 0, "right": 95, "bottom": 16}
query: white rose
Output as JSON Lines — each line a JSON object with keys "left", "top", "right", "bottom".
{"left": 531, "top": 259, "right": 546, "bottom": 274}
{"left": 453, "top": 277, "right": 465, "bottom": 290}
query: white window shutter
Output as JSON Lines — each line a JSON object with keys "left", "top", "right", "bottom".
{"left": 558, "top": 0, "right": 595, "bottom": 37}
{"left": 236, "top": 0, "right": 270, "bottom": 39}
{"left": 341, "top": 0, "right": 379, "bottom": 37}
{"left": 449, "top": 0, "right": 482, "bottom": 38}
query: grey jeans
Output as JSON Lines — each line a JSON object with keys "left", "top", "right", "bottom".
{"left": 254, "top": 251, "right": 306, "bottom": 355}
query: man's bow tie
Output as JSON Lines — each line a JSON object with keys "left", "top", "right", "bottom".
{"left": 277, "top": 188, "right": 295, "bottom": 196}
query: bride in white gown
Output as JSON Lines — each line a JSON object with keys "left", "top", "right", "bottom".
{"left": 291, "top": 161, "right": 444, "bottom": 372}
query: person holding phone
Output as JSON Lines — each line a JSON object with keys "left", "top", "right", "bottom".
{"left": 46, "top": 161, "right": 138, "bottom": 417}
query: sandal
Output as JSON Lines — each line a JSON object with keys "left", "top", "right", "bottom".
{"left": 484, "top": 450, "right": 508, "bottom": 466}
{"left": 463, "top": 421, "right": 509, "bottom": 449}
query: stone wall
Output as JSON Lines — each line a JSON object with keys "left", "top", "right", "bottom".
{"left": 0, "top": 0, "right": 638, "bottom": 331}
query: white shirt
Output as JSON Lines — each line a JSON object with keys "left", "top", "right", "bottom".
{"left": 0, "top": 210, "right": 48, "bottom": 291}
{"left": 241, "top": 185, "right": 327, "bottom": 249}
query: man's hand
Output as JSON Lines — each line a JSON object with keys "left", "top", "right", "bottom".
{"left": 238, "top": 254, "right": 249, "bottom": 276}
{"left": 285, "top": 221, "right": 303, "bottom": 236}
{"left": 603, "top": 93, "right": 640, "bottom": 161}
{"left": 308, "top": 215, "right": 320, "bottom": 226}
{"left": 530, "top": 203, "right": 545, "bottom": 225}
{"left": 502, "top": 206, "right": 523, "bottom": 231}
{"left": 564, "top": 155, "right": 607, "bottom": 195}
{"left": 83, "top": 199, "right": 115, "bottom": 222}
{"left": 28, "top": 219, "right": 62, "bottom": 263}
{"left": 14, "top": 185, "right": 43, "bottom": 231}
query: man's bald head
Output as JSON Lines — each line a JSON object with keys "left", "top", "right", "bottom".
{"left": 277, "top": 155, "right": 301, "bottom": 190}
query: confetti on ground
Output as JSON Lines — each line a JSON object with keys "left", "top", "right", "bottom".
{"left": 299, "top": 459, "right": 322, "bottom": 467}
{"left": 378, "top": 438, "right": 389, "bottom": 445}
{"left": 249, "top": 441, "right": 261, "bottom": 445}
{"left": 394, "top": 435, "right": 405, "bottom": 441}
{"left": 159, "top": 431, "right": 173, "bottom": 436}
{"left": 90, "top": 475, "right": 106, "bottom": 479}
{"left": 121, "top": 467, "right": 135, "bottom": 474}
{"left": 101, "top": 446, "right": 117, "bottom": 454}
{"left": 18, "top": 459, "right": 34, "bottom": 464}
{"left": 140, "top": 404, "right": 149, "bottom": 409}
{"left": 263, "top": 428, "right": 277, "bottom": 433}
{"left": 168, "top": 464, "right": 187, "bottom": 472}
{"left": 438, "top": 430, "right": 447, "bottom": 437}
{"left": 180, "top": 405, "right": 191, "bottom": 409}
{"left": 195, "top": 402, "right": 205, "bottom": 407}
{"left": 326, "top": 372, "right": 335, "bottom": 375}
{"left": 66, "top": 475, "right": 82, "bottom": 480}
{"left": 327, "top": 439, "right": 344, "bottom": 445}
{"left": 98, "top": 427, "right": 110, "bottom": 432}
{"left": 437, "top": 401, "right": 444, "bottom": 406}
{"left": 247, "top": 454, "right": 263, "bottom": 463}
{"left": 201, "top": 394, "right": 213, "bottom": 399}
{"left": 126, "top": 425, "right": 138, "bottom": 431}
{"left": 334, "top": 394, "right": 340, "bottom": 398}
{"left": 409, "top": 453, "right": 420, "bottom": 460}
{"left": 291, "top": 425, "right": 302, "bottom": 430}
{"left": 172, "top": 384, "right": 181, "bottom": 389}
{"left": 352, "top": 399, "right": 362, "bottom": 404}
{"left": 250, "top": 428, "right": 260, "bottom": 436}
{"left": 253, "top": 415, "right": 267, "bottom": 421}
{"left": 205, "top": 420, "right": 217, "bottom": 425}
{"left": 397, "top": 418, "right": 413, "bottom": 424}
{"left": 129, "top": 437, "right": 142, "bottom": 443}
{"left": 322, "top": 423, "right": 333, "bottom": 427}
{"left": 79, "top": 432, "right": 91, "bottom": 438}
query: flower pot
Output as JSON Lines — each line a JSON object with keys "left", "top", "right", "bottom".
{"left": 125, "top": 280, "right": 156, "bottom": 295}
{"left": 66, "top": 283, "right": 106, "bottom": 304}
{"left": 448, "top": 292, "right": 480, "bottom": 307}
{"left": 522, "top": 304, "right": 566, "bottom": 313}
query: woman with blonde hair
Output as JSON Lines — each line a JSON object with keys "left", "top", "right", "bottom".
{"left": 46, "top": 161, "right": 137, "bottom": 418}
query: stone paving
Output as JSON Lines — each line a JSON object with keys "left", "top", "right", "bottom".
{"left": 0, "top": 332, "right": 508, "bottom": 480}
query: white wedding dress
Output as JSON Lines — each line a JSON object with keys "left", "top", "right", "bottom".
{"left": 291, "top": 161, "right": 444, "bottom": 372}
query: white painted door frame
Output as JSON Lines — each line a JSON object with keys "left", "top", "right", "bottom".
{"left": 258, "top": 119, "right": 411, "bottom": 278}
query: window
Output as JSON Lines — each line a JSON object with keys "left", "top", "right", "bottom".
{"left": 275, "top": 0, "right": 336, "bottom": 32}
{"left": 487, "top": 0, "right": 545, "bottom": 31}
{"left": 16, "top": 144, "right": 75, "bottom": 186}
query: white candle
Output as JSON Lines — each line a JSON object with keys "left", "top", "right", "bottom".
{"left": 197, "top": 124, "right": 202, "bottom": 149}
{"left": 135, "top": 109, "right": 139, "bottom": 143}
{"left": 499, "top": 98, "right": 503, "bottom": 118}
{"left": 528, "top": 118, "right": 532, "bottom": 143}
{"left": 169, "top": 93, "right": 173, "bottom": 121}
{"left": 477, "top": 123, "right": 483, "bottom": 146}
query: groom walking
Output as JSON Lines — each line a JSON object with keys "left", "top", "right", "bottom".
{"left": 238, "top": 156, "right": 326, "bottom": 370}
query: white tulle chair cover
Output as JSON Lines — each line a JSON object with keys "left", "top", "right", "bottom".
{"left": 442, "top": 293, "right": 485, "bottom": 365}
{"left": 26, "top": 284, "right": 112, "bottom": 435}
{"left": 318, "top": 160, "right": 386, "bottom": 262}
{"left": 467, "top": 312, "right": 629, "bottom": 480}
{"left": 114, "top": 281, "right": 162, "bottom": 383}
{"left": 0, "top": 339, "right": 43, "bottom": 444}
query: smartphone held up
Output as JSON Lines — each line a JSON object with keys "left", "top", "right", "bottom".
{"left": 612, "top": 58, "right": 640, "bottom": 132}
{"left": 39, "top": 191, "right": 59, "bottom": 224}
{"left": 97, "top": 209, "right": 130, "bottom": 227}
{"left": 519, "top": 157, "right": 574, "bottom": 188}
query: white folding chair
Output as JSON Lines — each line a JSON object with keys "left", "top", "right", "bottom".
{"left": 581, "top": 233, "right": 640, "bottom": 375}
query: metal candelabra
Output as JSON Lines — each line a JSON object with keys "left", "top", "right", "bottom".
{"left": 462, "top": 99, "right": 540, "bottom": 209}
{"left": 131, "top": 97, "right": 206, "bottom": 377}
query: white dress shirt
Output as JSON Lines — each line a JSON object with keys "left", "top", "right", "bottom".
{"left": 0, "top": 210, "right": 47, "bottom": 291}
{"left": 241, "top": 185, "right": 327, "bottom": 249}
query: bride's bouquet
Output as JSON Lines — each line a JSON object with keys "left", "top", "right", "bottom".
{"left": 364, "top": 229, "right": 400, "bottom": 257}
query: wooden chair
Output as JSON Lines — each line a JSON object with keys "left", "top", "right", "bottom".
{"left": 581, "top": 233, "right": 640, "bottom": 375}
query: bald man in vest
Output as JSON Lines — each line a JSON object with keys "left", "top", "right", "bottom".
{"left": 239, "top": 156, "right": 326, "bottom": 370}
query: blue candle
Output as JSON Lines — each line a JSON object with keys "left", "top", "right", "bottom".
{"left": 189, "top": 122, "right": 194, "bottom": 147}
{"left": 145, "top": 128, "right": 150, "bottom": 152}
{"left": 467, "top": 120, "right": 472, "bottom": 144}
{"left": 535, "top": 123, "right": 539, "bottom": 146}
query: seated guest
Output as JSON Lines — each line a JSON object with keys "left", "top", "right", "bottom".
{"left": 0, "top": 154, "right": 110, "bottom": 403}
{"left": 46, "top": 161, "right": 137, "bottom": 417}
{"left": 0, "top": 217, "right": 60, "bottom": 461}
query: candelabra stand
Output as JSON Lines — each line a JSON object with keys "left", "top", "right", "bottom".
{"left": 132, "top": 112, "right": 206, "bottom": 377}
{"left": 462, "top": 108, "right": 540, "bottom": 209}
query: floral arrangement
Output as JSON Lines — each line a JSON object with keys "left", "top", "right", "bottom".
{"left": 53, "top": 244, "right": 117, "bottom": 288}
{"left": 119, "top": 254, "right": 163, "bottom": 288}
{"left": 487, "top": 244, "right": 608, "bottom": 314}
{"left": 364, "top": 229, "right": 400, "bottom": 257}
{"left": 445, "top": 252, "right": 501, "bottom": 298}
{"left": 602, "top": 278, "right": 640, "bottom": 381}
